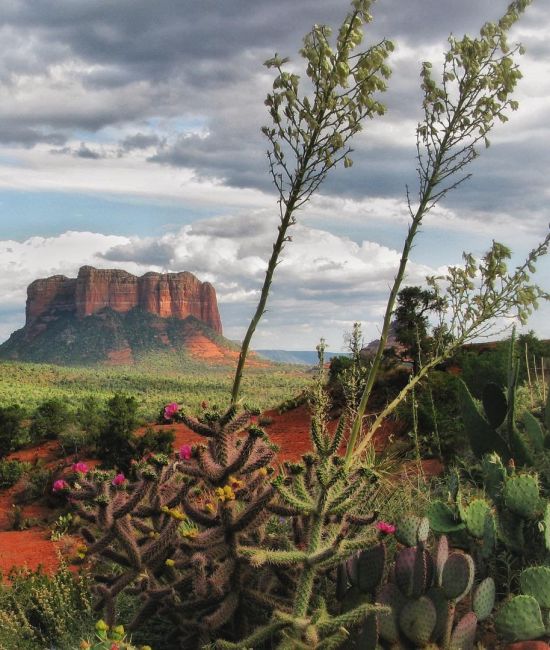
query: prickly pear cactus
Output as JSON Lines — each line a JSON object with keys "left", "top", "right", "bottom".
{"left": 503, "top": 473, "right": 542, "bottom": 518}
{"left": 376, "top": 524, "right": 492, "bottom": 649}
{"left": 495, "top": 566, "right": 550, "bottom": 642}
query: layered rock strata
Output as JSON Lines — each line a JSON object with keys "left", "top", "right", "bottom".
{"left": 25, "top": 266, "right": 222, "bottom": 334}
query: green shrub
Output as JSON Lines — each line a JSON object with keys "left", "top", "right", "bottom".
{"left": 0, "top": 459, "right": 28, "bottom": 488}
{"left": 76, "top": 395, "right": 106, "bottom": 440}
{"left": 15, "top": 464, "right": 56, "bottom": 504}
{"left": 29, "top": 398, "right": 72, "bottom": 442}
{"left": 96, "top": 393, "right": 139, "bottom": 470}
{"left": 0, "top": 404, "right": 24, "bottom": 457}
{"left": 134, "top": 426, "right": 175, "bottom": 458}
{"left": 397, "top": 371, "right": 466, "bottom": 461}
{"left": 0, "top": 562, "right": 93, "bottom": 649}
{"left": 59, "top": 423, "right": 96, "bottom": 456}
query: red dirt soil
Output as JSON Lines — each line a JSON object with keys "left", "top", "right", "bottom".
{"left": 186, "top": 333, "right": 270, "bottom": 367}
{"left": 0, "top": 405, "right": 441, "bottom": 577}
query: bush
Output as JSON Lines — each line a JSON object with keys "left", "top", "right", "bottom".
{"left": 0, "top": 562, "right": 93, "bottom": 649}
{"left": 76, "top": 395, "right": 106, "bottom": 440}
{"left": 0, "top": 404, "right": 24, "bottom": 457}
{"left": 59, "top": 423, "right": 95, "bottom": 456}
{"left": 0, "top": 459, "right": 28, "bottom": 488}
{"left": 134, "top": 426, "right": 175, "bottom": 458}
{"left": 397, "top": 371, "right": 466, "bottom": 461}
{"left": 29, "top": 398, "right": 72, "bottom": 442}
{"left": 15, "top": 463, "right": 56, "bottom": 504}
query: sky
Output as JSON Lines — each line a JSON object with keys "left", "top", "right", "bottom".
{"left": 0, "top": 0, "right": 549, "bottom": 352}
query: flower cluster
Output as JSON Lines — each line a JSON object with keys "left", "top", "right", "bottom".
{"left": 52, "top": 479, "right": 69, "bottom": 492}
{"left": 163, "top": 402, "right": 179, "bottom": 421}
{"left": 375, "top": 520, "right": 396, "bottom": 535}
{"left": 112, "top": 473, "right": 126, "bottom": 487}
{"left": 161, "top": 505, "right": 186, "bottom": 521}
{"left": 216, "top": 485, "right": 236, "bottom": 502}
{"left": 178, "top": 444, "right": 192, "bottom": 460}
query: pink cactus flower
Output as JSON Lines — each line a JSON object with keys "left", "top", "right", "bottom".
{"left": 52, "top": 479, "right": 69, "bottom": 492}
{"left": 375, "top": 521, "right": 396, "bottom": 535}
{"left": 112, "top": 473, "right": 126, "bottom": 487}
{"left": 72, "top": 461, "right": 89, "bottom": 474}
{"left": 163, "top": 402, "right": 179, "bottom": 420}
{"left": 179, "top": 444, "right": 192, "bottom": 460}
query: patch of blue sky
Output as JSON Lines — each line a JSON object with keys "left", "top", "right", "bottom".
{"left": 0, "top": 190, "right": 219, "bottom": 241}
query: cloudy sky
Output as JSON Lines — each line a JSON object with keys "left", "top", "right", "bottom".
{"left": 0, "top": 0, "right": 549, "bottom": 351}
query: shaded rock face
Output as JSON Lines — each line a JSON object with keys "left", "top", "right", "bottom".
{"left": 25, "top": 266, "right": 222, "bottom": 334}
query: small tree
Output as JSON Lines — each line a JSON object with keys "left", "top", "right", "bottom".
{"left": 96, "top": 393, "right": 139, "bottom": 470}
{"left": 29, "top": 398, "right": 72, "bottom": 442}
{"left": 393, "top": 285, "right": 445, "bottom": 373}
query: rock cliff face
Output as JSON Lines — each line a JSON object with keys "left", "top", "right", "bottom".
{"left": 25, "top": 266, "right": 222, "bottom": 334}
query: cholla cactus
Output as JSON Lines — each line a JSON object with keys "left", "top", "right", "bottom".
{"left": 67, "top": 406, "right": 281, "bottom": 647}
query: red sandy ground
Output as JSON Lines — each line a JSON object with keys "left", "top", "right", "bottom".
{"left": 0, "top": 405, "right": 441, "bottom": 577}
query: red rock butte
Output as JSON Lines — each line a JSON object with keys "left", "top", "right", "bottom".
{"left": 25, "top": 266, "right": 222, "bottom": 334}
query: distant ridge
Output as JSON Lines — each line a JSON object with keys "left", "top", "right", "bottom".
{"left": 255, "top": 350, "right": 349, "bottom": 365}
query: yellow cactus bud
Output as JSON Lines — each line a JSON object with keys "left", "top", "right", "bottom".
{"left": 111, "top": 624, "right": 125, "bottom": 640}
{"left": 165, "top": 559, "right": 175, "bottom": 567}
{"left": 258, "top": 467, "right": 268, "bottom": 477}
{"left": 204, "top": 502, "right": 216, "bottom": 513}
{"left": 79, "top": 641, "right": 91, "bottom": 649}
{"left": 95, "top": 619, "right": 109, "bottom": 632}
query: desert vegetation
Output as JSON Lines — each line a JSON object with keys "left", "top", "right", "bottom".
{"left": 0, "top": 0, "right": 550, "bottom": 649}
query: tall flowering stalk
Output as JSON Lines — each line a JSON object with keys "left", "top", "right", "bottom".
{"left": 230, "top": 0, "right": 393, "bottom": 404}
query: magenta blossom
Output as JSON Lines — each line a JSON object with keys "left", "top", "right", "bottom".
{"left": 376, "top": 521, "right": 396, "bottom": 535}
{"left": 112, "top": 473, "right": 126, "bottom": 487}
{"left": 164, "top": 402, "right": 179, "bottom": 420}
{"left": 179, "top": 444, "right": 192, "bottom": 460}
{"left": 72, "top": 461, "right": 89, "bottom": 474}
{"left": 52, "top": 479, "right": 69, "bottom": 492}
